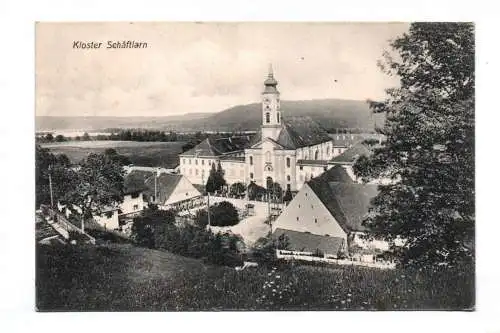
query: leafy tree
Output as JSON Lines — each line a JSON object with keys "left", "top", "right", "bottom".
{"left": 229, "top": 182, "right": 246, "bottom": 197}
{"left": 208, "top": 201, "right": 239, "bottom": 227}
{"left": 63, "top": 153, "right": 125, "bottom": 232}
{"left": 55, "top": 134, "right": 66, "bottom": 142}
{"left": 131, "top": 206, "right": 176, "bottom": 248}
{"left": 194, "top": 209, "right": 210, "bottom": 229}
{"left": 104, "top": 148, "right": 131, "bottom": 166}
{"left": 82, "top": 132, "right": 90, "bottom": 141}
{"left": 354, "top": 23, "right": 474, "bottom": 267}
{"left": 45, "top": 133, "right": 54, "bottom": 142}
{"left": 35, "top": 145, "right": 74, "bottom": 208}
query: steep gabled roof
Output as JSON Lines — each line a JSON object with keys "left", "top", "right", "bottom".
{"left": 315, "top": 165, "right": 355, "bottom": 183}
{"left": 276, "top": 116, "right": 332, "bottom": 149}
{"left": 273, "top": 228, "right": 345, "bottom": 255}
{"left": 124, "top": 170, "right": 188, "bottom": 205}
{"left": 180, "top": 136, "right": 252, "bottom": 157}
{"left": 144, "top": 173, "right": 184, "bottom": 204}
{"left": 329, "top": 142, "right": 373, "bottom": 165}
{"left": 123, "top": 170, "right": 151, "bottom": 194}
{"left": 307, "top": 180, "right": 378, "bottom": 232}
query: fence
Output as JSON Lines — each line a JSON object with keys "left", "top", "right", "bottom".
{"left": 276, "top": 250, "right": 396, "bottom": 270}
{"left": 41, "top": 205, "right": 96, "bottom": 244}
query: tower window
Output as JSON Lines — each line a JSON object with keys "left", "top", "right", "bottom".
{"left": 250, "top": 172, "right": 254, "bottom": 179}
{"left": 314, "top": 150, "right": 319, "bottom": 160}
{"left": 286, "top": 157, "right": 290, "bottom": 168}
{"left": 265, "top": 151, "right": 271, "bottom": 162}
{"left": 277, "top": 112, "right": 280, "bottom": 123}
{"left": 249, "top": 156, "right": 253, "bottom": 165}
{"left": 265, "top": 113, "right": 270, "bottom": 124}
{"left": 287, "top": 175, "right": 290, "bottom": 181}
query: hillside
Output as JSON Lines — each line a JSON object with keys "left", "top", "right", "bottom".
{"left": 36, "top": 243, "right": 473, "bottom": 311}
{"left": 201, "top": 99, "right": 383, "bottom": 132}
{"left": 36, "top": 99, "right": 385, "bottom": 133}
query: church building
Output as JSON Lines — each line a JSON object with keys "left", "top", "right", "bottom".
{"left": 179, "top": 65, "right": 358, "bottom": 192}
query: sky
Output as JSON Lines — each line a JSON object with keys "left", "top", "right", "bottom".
{"left": 36, "top": 22, "right": 409, "bottom": 117}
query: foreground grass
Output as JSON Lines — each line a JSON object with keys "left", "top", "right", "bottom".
{"left": 36, "top": 243, "right": 474, "bottom": 311}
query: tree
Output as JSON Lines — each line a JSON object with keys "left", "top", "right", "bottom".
{"left": 35, "top": 145, "right": 74, "bottom": 208}
{"left": 63, "top": 153, "right": 125, "bottom": 232}
{"left": 209, "top": 201, "right": 239, "bottom": 227}
{"left": 354, "top": 23, "right": 474, "bottom": 267}
{"left": 82, "top": 132, "right": 90, "bottom": 141}
{"left": 205, "top": 161, "right": 226, "bottom": 193}
{"left": 229, "top": 182, "right": 246, "bottom": 197}
{"left": 131, "top": 206, "right": 176, "bottom": 248}
{"left": 55, "top": 134, "right": 66, "bottom": 142}
{"left": 45, "top": 133, "right": 54, "bottom": 142}
{"left": 104, "top": 148, "right": 131, "bottom": 166}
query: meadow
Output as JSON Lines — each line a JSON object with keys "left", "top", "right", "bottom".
{"left": 41, "top": 141, "right": 185, "bottom": 168}
{"left": 36, "top": 243, "right": 474, "bottom": 311}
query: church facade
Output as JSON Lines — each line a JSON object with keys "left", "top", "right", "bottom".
{"left": 179, "top": 66, "right": 359, "bottom": 192}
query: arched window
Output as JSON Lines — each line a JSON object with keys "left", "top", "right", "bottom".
{"left": 250, "top": 172, "right": 254, "bottom": 179}
{"left": 326, "top": 146, "right": 330, "bottom": 156}
{"left": 265, "top": 151, "right": 271, "bottom": 162}
{"left": 314, "top": 150, "right": 319, "bottom": 160}
{"left": 286, "top": 157, "right": 290, "bottom": 168}
{"left": 287, "top": 175, "right": 291, "bottom": 181}
{"left": 265, "top": 113, "right": 270, "bottom": 124}
{"left": 249, "top": 156, "right": 253, "bottom": 165}
{"left": 277, "top": 112, "right": 280, "bottom": 123}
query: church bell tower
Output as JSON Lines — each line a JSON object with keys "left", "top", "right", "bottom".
{"left": 261, "top": 64, "right": 282, "bottom": 140}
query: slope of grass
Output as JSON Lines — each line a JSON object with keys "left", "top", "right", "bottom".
{"left": 36, "top": 243, "right": 474, "bottom": 311}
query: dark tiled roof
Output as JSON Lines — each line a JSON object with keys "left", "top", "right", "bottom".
{"left": 329, "top": 142, "right": 373, "bottom": 165}
{"left": 180, "top": 136, "right": 252, "bottom": 157}
{"left": 276, "top": 117, "right": 332, "bottom": 149}
{"left": 219, "top": 155, "right": 245, "bottom": 162}
{"left": 314, "top": 165, "right": 355, "bottom": 184}
{"left": 123, "top": 170, "right": 151, "bottom": 194}
{"left": 144, "top": 173, "right": 184, "bottom": 204}
{"left": 307, "top": 180, "right": 378, "bottom": 232}
{"left": 124, "top": 170, "right": 191, "bottom": 204}
{"left": 297, "top": 159, "right": 329, "bottom": 166}
{"left": 273, "top": 228, "right": 345, "bottom": 255}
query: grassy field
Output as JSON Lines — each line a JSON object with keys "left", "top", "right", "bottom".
{"left": 40, "top": 141, "right": 185, "bottom": 168}
{"left": 36, "top": 243, "right": 474, "bottom": 311}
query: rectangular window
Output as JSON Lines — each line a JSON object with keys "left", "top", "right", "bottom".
{"left": 286, "top": 157, "right": 290, "bottom": 168}
{"left": 202, "top": 159, "right": 204, "bottom": 165}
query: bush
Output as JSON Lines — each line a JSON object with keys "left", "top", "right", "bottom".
{"left": 130, "top": 208, "right": 244, "bottom": 267}
{"left": 209, "top": 201, "right": 239, "bottom": 227}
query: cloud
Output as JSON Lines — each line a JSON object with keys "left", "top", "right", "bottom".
{"left": 36, "top": 22, "right": 408, "bottom": 117}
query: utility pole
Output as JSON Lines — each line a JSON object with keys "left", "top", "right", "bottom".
{"left": 207, "top": 191, "right": 211, "bottom": 227}
{"left": 48, "top": 165, "right": 54, "bottom": 209}
{"left": 154, "top": 168, "right": 158, "bottom": 204}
